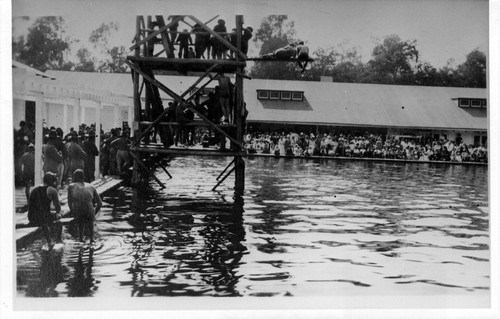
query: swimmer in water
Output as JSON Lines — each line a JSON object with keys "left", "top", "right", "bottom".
{"left": 68, "top": 169, "right": 102, "bottom": 243}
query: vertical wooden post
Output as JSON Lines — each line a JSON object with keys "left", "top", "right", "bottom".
{"left": 95, "top": 100, "right": 102, "bottom": 180}
{"left": 128, "top": 105, "right": 134, "bottom": 135}
{"left": 234, "top": 15, "right": 245, "bottom": 195}
{"left": 132, "top": 16, "right": 142, "bottom": 184}
{"left": 73, "top": 97, "right": 80, "bottom": 130}
{"left": 34, "top": 92, "right": 44, "bottom": 186}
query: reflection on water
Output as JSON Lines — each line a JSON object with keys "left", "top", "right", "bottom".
{"left": 17, "top": 157, "right": 489, "bottom": 302}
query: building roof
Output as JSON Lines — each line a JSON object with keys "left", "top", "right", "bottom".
{"left": 43, "top": 70, "right": 487, "bottom": 131}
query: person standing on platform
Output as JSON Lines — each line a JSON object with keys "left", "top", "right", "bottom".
{"left": 28, "top": 172, "right": 63, "bottom": 249}
{"left": 241, "top": 26, "right": 253, "bottom": 56}
{"left": 213, "top": 19, "right": 228, "bottom": 59}
{"left": 43, "top": 130, "right": 63, "bottom": 185}
{"left": 193, "top": 23, "right": 210, "bottom": 59}
{"left": 176, "top": 29, "right": 193, "bottom": 58}
{"left": 68, "top": 169, "right": 102, "bottom": 243}
{"left": 82, "top": 130, "right": 99, "bottom": 183}
{"left": 66, "top": 131, "right": 87, "bottom": 180}
{"left": 20, "top": 144, "right": 35, "bottom": 203}
{"left": 217, "top": 74, "right": 234, "bottom": 123}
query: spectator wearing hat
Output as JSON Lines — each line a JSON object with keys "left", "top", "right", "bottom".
{"left": 43, "top": 130, "right": 63, "bottom": 186}
{"left": 20, "top": 144, "right": 35, "bottom": 202}
{"left": 66, "top": 131, "right": 87, "bottom": 180}
{"left": 192, "top": 23, "right": 210, "bottom": 59}
{"left": 82, "top": 130, "right": 99, "bottom": 183}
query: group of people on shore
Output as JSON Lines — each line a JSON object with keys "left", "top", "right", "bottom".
{"left": 244, "top": 131, "right": 488, "bottom": 163}
{"left": 14, "top": 122, "right": 130, "bottom": 248}
{"left": 164, "top": 17, "right": 253, "bottom": 60}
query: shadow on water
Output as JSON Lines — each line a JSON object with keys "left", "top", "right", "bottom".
{"left": 117, "top": 187, "right": 248, "bottom": 297}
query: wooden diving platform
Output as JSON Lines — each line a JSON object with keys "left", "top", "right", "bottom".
{"left": 127, "top": 56, "right": 246, "bottom": 74}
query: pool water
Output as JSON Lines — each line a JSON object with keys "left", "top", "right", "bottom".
{"left": 16, "top": 157, "right": 489, "bottom": 307}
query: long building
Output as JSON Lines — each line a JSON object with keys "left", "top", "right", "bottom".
{"left": 12, "top": 65, "right": 488, "bottom": 146}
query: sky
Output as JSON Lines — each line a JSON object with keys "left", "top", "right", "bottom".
{"left": 10, "top": 0, "right": 489, "bottom": 68}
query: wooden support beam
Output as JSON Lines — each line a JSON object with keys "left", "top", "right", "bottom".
{"left": 217, "top": 159, "right": 235, "bottom": 180}
{"left": 130, "top": 146, "right": 246, "bottom": 157}
{"left": 139, "top": 121, "right": 236, "bottom": 128}
{"left": 157, "top": 161, "right": 172, "bottom": 179}
{"left": 212, "top": 166, "right": 236, "bottom": 191}
{"left": 127, "top": 61, "right": 243, "bottom": 149}
{"left": 187, "top": 15, "right": 247, "bottom": 60}
{"left": 128, "top": 62, "right": 218, "bottom": 147}
{"left": 129, "top": 151, "right": 166, "bottom": 188}
{"left": 129, "top": 15, "right": 184, "bottom": 51}
{"left": 155, "top": 15, "right": 175, "bottom": 58}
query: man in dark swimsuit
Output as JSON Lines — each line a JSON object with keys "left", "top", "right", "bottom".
{"left": 28, "top": 172, "right": 63, "bottom": 248}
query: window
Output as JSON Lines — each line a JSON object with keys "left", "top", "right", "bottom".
{"left": 459, "top": 99, "right": 470, "bottom": 107}
{"left": 269, "top": 91, "right": 280, "bottom": 100}
{"left": 281, "top": 91, "right": 291, "bottom": 100}
{"left": 257, "top": 90, "right": 269, "bottom": 100}
{"left": 257, "top": 90, "right": 304, "bottom": 101}
{"left": 292, "top": 92, "right": 303, "bottom": 101}
{"left": 471, "top": 99, "right": 482, "bottom": 108}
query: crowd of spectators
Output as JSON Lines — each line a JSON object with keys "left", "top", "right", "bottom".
{"left": 14, "top": 121, "right": 133, "bottom": 200}
{"left": 243, "top": 131, "right": 488, "bottom": 163}
{"left": 13, "top": 121, "right": 488, "bottom": 198}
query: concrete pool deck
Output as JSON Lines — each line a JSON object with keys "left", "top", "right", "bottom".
{"left": 15, "top": 176, "right": 123, "bottom": 249}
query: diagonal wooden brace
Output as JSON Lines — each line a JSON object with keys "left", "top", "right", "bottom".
{"left": 130, "top": 15, "right": 185, "bottom": 51}
{"left": 127, "top": 61, "right": 244, "bottom": 150}
{"left": 129, "top": 150, "right": 166, "bottom": 188}
{"left": 128, "top": 61, "right": 218, "bottom": 147}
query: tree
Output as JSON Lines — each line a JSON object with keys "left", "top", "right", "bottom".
{"left": 74, "top": 48, "right": 96, "bottom": 72}
{"left": 365, "top": 35, "right": 419, "bottom": 84}
{"left": 13, "top": 17, "right": 70, "bottom": 71}
{"left": 455, "top": 49, "right": 487, "bottom": 88}
{"left": 88, "top": 22, "right": 128, "bottom": 73}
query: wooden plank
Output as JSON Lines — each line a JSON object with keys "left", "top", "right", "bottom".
{"left": 130, "top": 145, "right": 246, "bottom": 157}
{"left": 155, "top": 15, "right": 175, "bottom": 58}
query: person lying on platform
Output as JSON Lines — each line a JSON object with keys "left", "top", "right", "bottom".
{"left": 68, "top": 169, "right": 102, "bottom": 243}
{"left": 296, "top": 41, "right": 310, "bottom": 73}
{"left": 28, "top": 172, "right": 63, "bottom": 249}
{"left": 262, "top": 43, "right": 297, "bottom": 60}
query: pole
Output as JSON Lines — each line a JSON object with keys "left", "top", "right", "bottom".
{"left": 95, "top": 100, "right": 102, "bottom": 180}
{"left": 132, "top": 16, "right": 142, "bottom": 185}
{"left": 34, "top": 92, "right": 44, "bottom": 186}
{"left": 234, "top": 15, "right": 245, "bottom": 195}
{"left": 73, "top": 97, "right": 80, "bottom": 130}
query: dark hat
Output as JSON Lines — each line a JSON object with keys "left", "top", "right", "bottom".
{"left": 48, "top": 130, "right": 57, "bottom": 139}
{"left": 246, "top": 26, "right": 253, "bottom": 32}
{"left": 88, "top": 130, "right": 96, "bottom": 137}
{"left": 218, "top": 19, "right": 225, "bottom": 24}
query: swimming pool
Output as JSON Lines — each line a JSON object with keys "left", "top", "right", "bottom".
{"left": 16, "top": 156, "right": 489, "bottom": 308}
